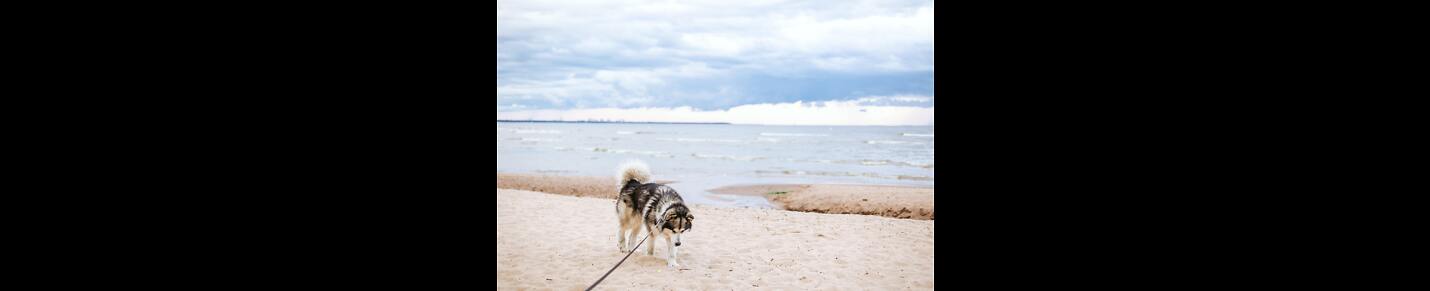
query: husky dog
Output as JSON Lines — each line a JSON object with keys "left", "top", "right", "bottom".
{"left": 614, "top": 160, "right": 694, "bottom": 267}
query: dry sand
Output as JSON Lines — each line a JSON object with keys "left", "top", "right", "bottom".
{"left": 711, "top": 184, "right": 934, "bottom": 220}
{"left": 497, "top": 189, "right": 934, "bottom": 290}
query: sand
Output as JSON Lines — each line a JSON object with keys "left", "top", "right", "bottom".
{"left": 496, "top": 189, "right": 934, "bottom": 290}
{"left": 499, "top": 173, "right": 933, "bottom": 220}
{"left": 496, "top": 173, "right": 678, "bottom": 199}
{"left": 496, "top": 173, "right": 618, "bottom": 199}
{"left": 710, "top": 184, "right": 935, "bottom": 220}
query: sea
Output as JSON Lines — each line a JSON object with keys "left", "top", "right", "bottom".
{"left": 497, "top": 121, "right": 934, "bottom": 208}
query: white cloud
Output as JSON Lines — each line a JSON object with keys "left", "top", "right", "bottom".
{"left": 498, "top": 0, "right": 935, "bottom": 109}
{"left": 680, "top": 33, "right": 752, "bottom": 56}
{"left": 854, "top": 95, "right": 933, "bottom": 105}
{"left": 494, "top": 97, "right": 934, "bottom": 126}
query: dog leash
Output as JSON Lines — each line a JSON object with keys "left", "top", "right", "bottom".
{"left": 585, "top": 234, "right": 650, "bottom": 291}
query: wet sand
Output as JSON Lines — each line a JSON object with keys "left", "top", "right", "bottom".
{"left": 496, "top": 173, "right": 678, "bottom": 199}
{"left": 498, "top": 173, "right": 933, "bottom": 220}
{"left": 496, "top": 173, "right": 618, "bottom": 199}
{"left": 709, "top": 184, "right": 934, "bottom": 220}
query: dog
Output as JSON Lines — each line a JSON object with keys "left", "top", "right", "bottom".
{"left": 614, "top": 160, "right": 694, "bottom": 267}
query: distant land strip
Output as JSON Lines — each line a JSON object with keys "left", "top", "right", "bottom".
{"left": 496, "top": 119, "right": 730, "bottom": 125}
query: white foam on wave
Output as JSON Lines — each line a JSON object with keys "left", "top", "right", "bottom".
{"left": 819, "top": 159, "right": 935, "bottom": 169}
{"left": 760, "top": 132, "right": 829, "bottom": 137}
{"left": 866, "top": 140, "right": 918, "bottom": 145}
{"left": 505, "top": 137, "right": 558, "bottom": 142}
{"left": 691, "top": 153, "right": 764, "bottom": 161}
{"left": 615, "top": 131, "right": 657, "bottom": 135}
{"left": 754, "top": 169, "right": 934, "bottom": 181}
{"left": 584, "top": 147, "right": 676, "bottom": 158}
{"left": 657, "top": 137, "right": 743, "bottom": 143}
{"left": 497, "top": 127, "right": 562, "bottom": 134}
{"left": 906, "top": 161, "right": 935, "bottom": 169}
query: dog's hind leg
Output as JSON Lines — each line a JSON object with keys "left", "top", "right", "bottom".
{"left": 616, "top": 225, "right": 628, "bottom": 252}
{"left": 616, "top": 203, "right": 626, "bottom": 251}
{"left": 617, "top": 214, "right": 633, "bottom": 251}
{"left": 625, "top": 219, "right": 641, "bottom": 252}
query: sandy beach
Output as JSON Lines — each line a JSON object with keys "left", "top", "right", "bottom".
{"left": 496, "top": 173, "right": 680, "bottom": 199}
{"left": 496, "top": 1, "right": 938, "bottom": 287}
{"left": 497, "top": 173, "right": 619, "bottom": 199}
{"left": 710, "top": 184, "right": 934, "bottom": 220}
{"left": 498, "top": 173, "right": 933, "bottom": 220}
{"left": 496, "top": 189, "right": 934, "bottom": 290}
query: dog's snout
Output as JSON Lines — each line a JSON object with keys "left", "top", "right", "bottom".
{"left": 674, "top": 242, "right": 681, "bottom": 246}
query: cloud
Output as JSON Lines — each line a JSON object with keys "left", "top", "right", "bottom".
{"left": 495, "top": 97, "right": 934, "bottom": 126}
{"left": 855, "top": 95, "right": 933, "bottom": 105}
{"left": 497, "top": 0, "right": 935, "bottom": 112}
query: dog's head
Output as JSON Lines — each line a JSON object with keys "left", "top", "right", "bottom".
{"left": 662, "top": 204, "right": 694, "bottom": 246}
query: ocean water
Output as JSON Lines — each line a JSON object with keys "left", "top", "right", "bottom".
{"left": 496, "top": 121, "right": 934, "bottom": 208}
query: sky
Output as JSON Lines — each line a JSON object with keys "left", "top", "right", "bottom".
{"left": 497, "top": 0, "right": 934, "bottom": 125}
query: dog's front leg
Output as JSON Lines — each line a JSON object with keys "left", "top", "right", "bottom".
{"left": 667, "top": 243, "right": 679, "bottom": 267}
{"left": 646, "top": 225, "right": 657, "bottom": 255}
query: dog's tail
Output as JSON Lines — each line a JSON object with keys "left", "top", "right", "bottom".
{"left": 617, "top": 160, "right": 651, "bottom": 185}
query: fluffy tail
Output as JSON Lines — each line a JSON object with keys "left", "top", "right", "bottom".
{"left": 617, "top": 160, "right": 651, "bottom": 185}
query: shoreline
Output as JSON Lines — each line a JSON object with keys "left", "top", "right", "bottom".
{"left": 497, "top": 173, "right": 933, "bottom": 220}
{"left": 495, "top": 173, "right": 678, "bottom": 199}
{"left": 709, "top": 184, "right": 934, "bottom": 220}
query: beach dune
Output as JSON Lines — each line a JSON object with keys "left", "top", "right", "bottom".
{"left": 496, "top": 189, "right": 934, "bottom": 290}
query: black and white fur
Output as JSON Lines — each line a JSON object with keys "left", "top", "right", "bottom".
{"left": 615, "top": 160, "right": 694, "bottom": 267}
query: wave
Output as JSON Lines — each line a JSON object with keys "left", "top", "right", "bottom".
{"left": 760, "top": 132, "right": 829, "bottom": 137}
{"left": 837, "top": 159, "right": 935, "bottom": 169}
{"left": 902, "top": 133, "right": 934, "bottom": 137}
{"left": 575, "top": 147, "right": 676, "bottom": 158}
{"left": 906, "top": 161, "right": 934, "bottom": 169}
{"left": 865, "top": 140, "right": 920, "bottom": 145}
{"left": 504, "top": 137, "right": 559, "bottom": 142}
{"left": 615, "top": 131, "right": 657, "bottom": 135}
{"left": 896, "top": 175, "right": 934, "bottom": 181}
{"left": 753, "top": 170, "right": 932, "bottom": 181}
{"left": 783, "top": 157, "right": 926, "bottom": 169}
{"left": 691, "top": 153, "right": 764, "bottom": 161}
{"left": 497, "top": 127, "right": 562, "bottom": 134}
{"left": 657, "top": 137, "right": 743, "bottom": 143}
